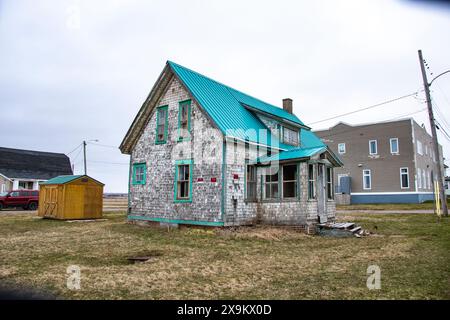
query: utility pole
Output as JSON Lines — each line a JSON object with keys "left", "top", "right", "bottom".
{"left": 83, "top": 140, "right": 87, "bottom": 175}
{"left": 418, "top": 49, "right": 448, "bottom": 217}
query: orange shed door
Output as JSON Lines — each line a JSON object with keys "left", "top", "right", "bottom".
{"left": 43, "top": 186, "right": 58, "bottom": 218}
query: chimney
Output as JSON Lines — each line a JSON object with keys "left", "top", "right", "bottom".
{"left": 282, "top": 98, "right": 293, "bottom": 114}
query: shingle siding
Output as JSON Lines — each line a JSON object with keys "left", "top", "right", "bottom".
{"left": 129, "top": 76, "right": 224, "bottom": 223}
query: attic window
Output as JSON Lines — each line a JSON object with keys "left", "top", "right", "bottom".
{"left": 282, "top": 127, "right": 299, "bottom": 146}
{"left": 155, "top": 106, "right": 168, "bottom": 144}
{"left": 178, "top": 100, "right": 191, "bottom": 141}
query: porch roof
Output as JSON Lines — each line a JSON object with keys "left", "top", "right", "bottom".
{"left": 253, "top": 146, "right": 343, "bottom": 166}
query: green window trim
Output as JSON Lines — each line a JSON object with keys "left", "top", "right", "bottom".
{"left": 177, "top": 100, "right": 192, "bottom": 142}
{"left": 132, "top": 163, "right": 147, "bottom": 185}
{"left": 174, "top": 159, "right": 193, "bottom": 203}
{"left": 155, "top": 105, "right": 169, "bottom": 144}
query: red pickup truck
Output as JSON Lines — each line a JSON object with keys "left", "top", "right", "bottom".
{"left": 0, "top": 190, "right": 39, "bottom": 210}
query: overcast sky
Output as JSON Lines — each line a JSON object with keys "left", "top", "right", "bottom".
{"left": 1, "top": 0, "right": 449, "bottom": 192}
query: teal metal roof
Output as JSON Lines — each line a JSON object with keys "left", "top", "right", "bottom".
{"left": 40, "top": 175, "right": 83, "bottom": 185}
{"left": 255, "top": 146, "right": 326, "bottom": 164}
{"left": 168, "top": 61, "right": 324, "bottom": 150}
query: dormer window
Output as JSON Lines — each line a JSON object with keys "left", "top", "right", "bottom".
{"left": 282, "top": 126, "right": 299, "bottom": 146}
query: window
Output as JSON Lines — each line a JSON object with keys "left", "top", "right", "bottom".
{"left": 132, "top": 163, "right": 146, "bottom": 185}
{"left": 282, "top": 127, "right": 299, "bottom": 146}
{"left": 390, "top": 138, "right": 399, "bottom": 154}
{"left": 308, "top": 164, "right": 315, "bottom": 199}
{"left": 155, "top": 105, "right": 168, "bottom": 144}
{"left": 282, "top": 164, "right": 298, "bottom": 198}
{"left": 174, "top": 160, "right": 192, "bottom": 202}
{"left": 363, "top": 169, "right": 371, "bottom": 190}
{"left": 246, "top": 165, "right": 257, "bottom": 200}
{"left": 264, "top": 167, "right": 279, "bottom": 199}
{"left": 10, "top": 191, "right": 19, "bottom": 197}
{"left": 1, "top": 184, "right": 5, "bottom": 193}
{"left": 338, "top": 143, "right": 346, "bottom": 154}
{"left": 400, "top": 167, "right": 409, "bottom": 189}
{"left": 417, "top": 140, "right": 423, "bottom": 155}
{"left": 178, "top": 100, "right": 191, "bottom": 141}
{"left": 326, "top": 167, "right": 333, "bottom": 199}
{"left": 417, "top": 168, "right": 422, "bottom": 189}
{"left": 369, "top": 140, "right": 377, "bottom": 155}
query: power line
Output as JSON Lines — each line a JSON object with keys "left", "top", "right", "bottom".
{"left": 306, "top": 91, "right": 419, "bottom": 126}
{"left": 66, "top": 143, "right": 83, "bottom": 155}
{"left": 316, "top": 108, "right": 428, "bottom": 139}
{"left": 88, "top": 142, "right": 119, "bottom": 149}
{"left": 88, "top": 160, "right": 129, "bottom": 166}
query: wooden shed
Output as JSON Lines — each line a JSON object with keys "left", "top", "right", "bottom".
{"left": 38, "top": 175, "right": 104, "bottom": 220}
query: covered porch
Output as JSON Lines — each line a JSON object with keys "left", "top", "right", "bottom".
{"left": 246, "top": 146, "right": 343, "bottom": 226}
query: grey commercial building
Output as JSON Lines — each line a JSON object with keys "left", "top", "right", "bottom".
{"left": 314, "top": 119, "right": 444, "bottom": 204}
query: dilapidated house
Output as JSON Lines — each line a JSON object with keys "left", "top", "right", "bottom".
{"left": 120, "top": 61, "right": 342, "bottom": 229}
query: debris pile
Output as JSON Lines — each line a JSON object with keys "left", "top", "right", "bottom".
{"left": 317, "top": 222, "right": 370, "bottom": 238}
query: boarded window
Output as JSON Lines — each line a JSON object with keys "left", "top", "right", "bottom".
{"left": 282, "top": 164, "right": 297, "bottom": 198}
{"left": 246, "top": 165, "right": 257, "bottom": 200}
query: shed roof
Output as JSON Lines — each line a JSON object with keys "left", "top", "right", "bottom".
{"left": 0, "top": 147, "right": 73, "bottom": 180}
{"left": 40, "top": 175, "right": 104, "bottom": 186}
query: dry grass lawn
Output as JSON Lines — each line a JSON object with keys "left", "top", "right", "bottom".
{"left": 0, "top": 211, "right": 449, "bottom": 299}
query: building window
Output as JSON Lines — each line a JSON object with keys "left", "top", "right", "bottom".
{"left": 282, "top": 127, "right": 299, "bottom": 146}
{"left": 369, "top": 140, "right": 377, "bottom": 155}
{"left": 155, "top": 105, "right": 168, "bottom": 144}
{"left": 363, "top": 169, "right": 371, "bottom": 190}
{"left": 132, "top": 163, "right": 146, "bottom": 185}
{"left": 246, "top": 165, "right": 257, "bottom": 200}
{"left": 1, "top": 184, "right": 5, "bottom": 193}
{"left": 178, "top": 100, "right": 191, "bottom": 141}
{"left": 400, "top": 167, "right": 409, "bottom": 189}
{"left": 338, "top": 143, "right": 346, "bottom": 154}
{"left": 417, "top": 140, "right": 423, "bottom": 155}
{"left": 282, "top": 164, "right": 298, "bottom": 198}
{"left": 326, "top": 167, "right": 333, "bottom": 199}
{"left": 264, "top": 167, "right": 279, "bottom": 199}
{"left": 390, "top": 138, "right": 399, "bottom": 154}
{"left": 174, "top": 160, "right": 193, "bottom": 202}
{"left": 308, "top": 164, "right": 315, "bottom": 199}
